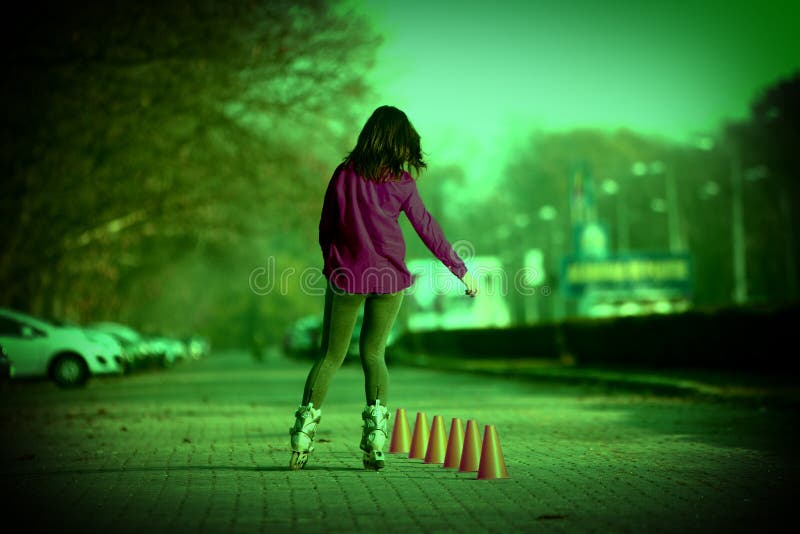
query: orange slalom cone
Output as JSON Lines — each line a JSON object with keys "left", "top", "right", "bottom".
{"left": 408, "top": 412, "right": 429, "bottom": 460}
{"left": 459, "top": 419, "right": 482, "bottom": 472}
{"left": 424, "top": 415, "right": 448, "bottom": 464}
{"left": 389, "top": 408, "right": 411, "bottom": 454}
{"left": 443, "top": 418, "right": 465, "bottom": 468}
{"left": 477, "top": 424, "right": 509, "bottom": 480}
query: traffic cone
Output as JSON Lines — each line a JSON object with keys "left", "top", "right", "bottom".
{"left": 389, "top": 408, "right": 411, "bottom": 454}
{"left": 443, "top": 418, "right": 465, "bottom": 468}
{"left": 477, "top": 425, "right": 509, "bottom": 480}
{"left": 424, "top": 415, "right": 448, "bottom": 464}
{"left": 459, "top": 419, "right": 481, "bottom": 472}
{"left": 408, "top": 412, "right": 429, "bottom": 460}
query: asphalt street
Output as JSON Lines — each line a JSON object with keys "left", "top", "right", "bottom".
{"left": 1, "top": 348, "right": 797, "bottom": 533}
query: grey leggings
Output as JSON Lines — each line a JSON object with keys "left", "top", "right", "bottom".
{"left": 301, "top": 281, "right": 404, "bottom": 408}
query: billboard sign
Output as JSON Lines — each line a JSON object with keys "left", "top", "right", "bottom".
{"left": 560, "top": 252, "right": 693, "bottom": 297}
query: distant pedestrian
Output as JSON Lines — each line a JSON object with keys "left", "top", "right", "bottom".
{"left": 289, "top": 105, "right": 478, "bottom": 470}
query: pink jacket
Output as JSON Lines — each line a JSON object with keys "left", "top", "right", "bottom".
{"left": 320, "top": 163, "right": 467, "bottom": 293}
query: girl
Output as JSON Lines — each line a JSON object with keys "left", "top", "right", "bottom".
{"left": 289, "top": 105, "right": 478, "bottom": 471}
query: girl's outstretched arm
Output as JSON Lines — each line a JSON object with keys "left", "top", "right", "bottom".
{"left": 401, "top": 182, "right": 468, "bottom": 280}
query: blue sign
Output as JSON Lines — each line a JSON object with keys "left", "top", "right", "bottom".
{"left": 560, "top": 252, "right": 693, "bottom": 297}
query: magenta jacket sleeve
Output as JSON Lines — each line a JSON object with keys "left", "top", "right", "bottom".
{"left": 318, "top": 171, "right": 338, "bottom": 255}
{"left": 401, "top": 182, "right": 468, "bottom": 278}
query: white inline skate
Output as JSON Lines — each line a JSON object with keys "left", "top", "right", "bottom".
{"left": 289, "top": 403, "right": 322, "bottom": 470}
{"left": 360, "top": 400, "right": 391, "bottom": 470}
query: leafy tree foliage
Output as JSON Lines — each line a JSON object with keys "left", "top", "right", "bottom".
{"left": 1, "top": 0, "right": 379, "bottom": 345}
{"left": 483, "top": 69, "right": 799, "bottom": 313}
{"left": 723, "top": 71, "right": 799, "bottom": 303}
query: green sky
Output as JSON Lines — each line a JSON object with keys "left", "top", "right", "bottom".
{"left": 347, "top": 0, "right": 799, "bottom": 188}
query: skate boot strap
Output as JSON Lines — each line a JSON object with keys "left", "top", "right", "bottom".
{"left": 295, "top": 407, "right": 322, "bottom": 421}
{"left": 361, "top": 407, "right": 390, "bottom": 420}
{"left": 289, "top": 427, "right": 317, "bottom": 437}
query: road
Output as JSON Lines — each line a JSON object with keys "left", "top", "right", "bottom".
{"left": 1, "top": 348, "right": 797, "bottom": 533}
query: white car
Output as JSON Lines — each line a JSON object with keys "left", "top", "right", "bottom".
{"left": 0, "top": 308, "right": 125, "bottom": 387}
{"left": 184, "top": 335, "right": 210, "bottom": 360}
{"left": 147, "top": 335, "right": 189, "bottom": 368}
{"left": 49, "top": 318, "right": 135, "bottom": 374}
{"left": 89, "top": 322, "right": 165, "bottom": 370}
{"left": 83, "top": 327, "right": 133, "bottom": 373}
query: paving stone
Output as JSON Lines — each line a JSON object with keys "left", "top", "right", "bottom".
{"left": 1, "top": 350, "right": 797, "bottom": 533}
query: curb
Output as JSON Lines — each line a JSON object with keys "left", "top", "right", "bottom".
{"left": 390, "top": 350, "right": 800, "bottom": 409}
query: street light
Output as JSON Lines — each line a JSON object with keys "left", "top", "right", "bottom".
{"left": 631, "top": 160, "right": 683, "bottom": 253}
{"left": 599, "top": 178, "right": 629, "bottom": 252}
{"left": 693, "top": 133, "right": 747, "bottom": 304}
{"left": 536, "top": 206, "right": 557, "bottom": 268}
{"left": 650, "top": 198, "right": 667, "bottom": 213}
{"left": 538, "top": 205, "right": 557, "bottom": 221}
{"left": 698, "top": 180, "right": 720, "bottom": 199}
{"left": 534, "top": 205, "right": 566, "bottom": 320}
{"left": 514, "top": 213, "right": 530, "bottom": 229}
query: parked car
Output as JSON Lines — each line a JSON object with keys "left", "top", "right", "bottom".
{"left": 0, "top": 342, "right": 11, "bottom": 382}
{"left": 282, "top": 311, "right": 403, "bottom": 361}
{"left": 183, "top": 334, "right": 211, "bottom": 360}
{"left": 89, "top": 321, "right": 155, "bottom": 370}
{"left": 282, "top": 315, "right": 323, "bottom": 359}
{"left": 146, "top": 334, "right": 189, "bottom": 368}
{"left": 0, "top": 308, "right": 125, "bottom": 387}
{"left": 49, "top": 318, "right": 131, "bottom": 373}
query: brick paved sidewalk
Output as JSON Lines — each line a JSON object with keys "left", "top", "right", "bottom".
{"left": 1, "top": 349, "right": 797, "bottom": 533}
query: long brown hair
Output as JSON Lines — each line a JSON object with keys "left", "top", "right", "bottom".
{"left": 343, "top": 105, "right": 427, "bottom": 182}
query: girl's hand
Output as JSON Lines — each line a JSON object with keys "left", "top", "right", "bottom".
{"left": 461, "top": 272, "right": 479, "bottom": 298}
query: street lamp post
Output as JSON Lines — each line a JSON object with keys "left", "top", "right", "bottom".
{"left": 729, "top": 147, "right": 747, "bottom": 304}
{"left": 536, "top": 205, "right": 564, "bottom": 320}
{"left": 696, "top": 134, "right": 748, "bottom": 304}
{"left": 600, "top": 178, "right": 629, "bottom": 252}
{"left": 664, "top": 168, "right": 683, "bottom": 253}
{"left": 632, "top": 160, "right": 684, "bottom": 253}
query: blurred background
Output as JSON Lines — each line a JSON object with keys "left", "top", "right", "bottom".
{"left": 1, "top": 0, "right": 798, "bottom": 363}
